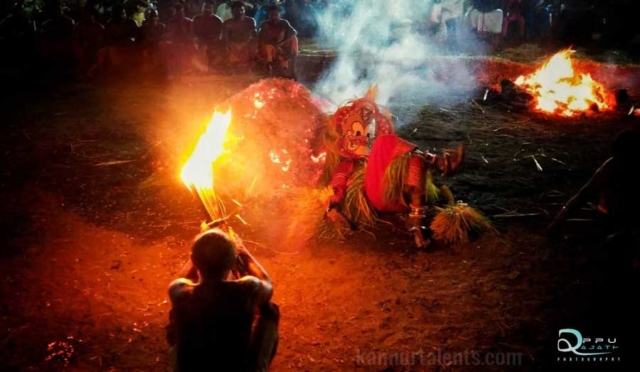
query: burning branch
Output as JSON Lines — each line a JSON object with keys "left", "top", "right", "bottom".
{"left": 180, "top": 110, "right": 233, "bottom": 222}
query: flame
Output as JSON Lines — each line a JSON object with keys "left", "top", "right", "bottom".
{"left": 180, "top": 110, "right": 233, "bottom": 220}
{"left": 514, "top": 49, "right": 613, "bottom": 117}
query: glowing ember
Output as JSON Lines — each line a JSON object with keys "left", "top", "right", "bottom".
{"left": 268, "top": 150, "right": 293, "bottom": 172}
{"left": 311, "top": 152, "right": 327, "bottom": 163}
{"left": 514, "top": 49, "right": 613, "bottom": 116}
{"left": 180, "top": 110, "right": 233, "bottom": 219}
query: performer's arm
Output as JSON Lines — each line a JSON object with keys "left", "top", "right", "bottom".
{"left": 166, "top": 279, "right": 194, "bottom": 346}
{"left": 328, "top": 161, "right": 355, "bottom": 210}
{"left": 235, "top": 238, "right": 273, "bottom": 305}
{"left": 547, "top": 158, "right": 612, "bottom": 237}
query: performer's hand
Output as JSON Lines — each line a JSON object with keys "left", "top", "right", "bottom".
{"left": 235, "top": 239, "right": 250, "bottom": 257}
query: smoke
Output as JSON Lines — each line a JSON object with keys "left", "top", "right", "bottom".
{"left": 312, "top": 0, "right": 478, "bottom": 113}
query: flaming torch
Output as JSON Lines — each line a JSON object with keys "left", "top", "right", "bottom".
{"left": 181, "top": 110, "right": 233, "bottom": 224}
{"left": 180, "top": 109, "right": 249, "bottom": 278}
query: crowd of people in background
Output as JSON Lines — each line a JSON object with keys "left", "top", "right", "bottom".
{"left": 430, "top": 0, "right": 640, "bottom": 52}
{"left": 1, "top": 0, "right": 640, "bottom": 82}
{"left": 0, "top": 0, "right": 312, "bottom": 80}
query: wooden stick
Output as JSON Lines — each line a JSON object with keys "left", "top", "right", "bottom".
{"left": 94, "top": 160, "right": 135, "bottom": 166}
{"left": 470, "top": 100, "right": 485, "bottom": 113}
{"left": 493, "top": 213, "right": 540, "bottom": 218}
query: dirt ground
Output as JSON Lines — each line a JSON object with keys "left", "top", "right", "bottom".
{"left": 2, "top": 51, "right": 640, "bottom": 372}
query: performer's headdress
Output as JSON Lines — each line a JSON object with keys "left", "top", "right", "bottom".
{"left": 331, "top": 85, "right": 395, "bottom": 159}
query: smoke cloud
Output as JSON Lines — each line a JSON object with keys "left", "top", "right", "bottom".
{"left": 312, "top": 0, "right": 478, "bottom": 113}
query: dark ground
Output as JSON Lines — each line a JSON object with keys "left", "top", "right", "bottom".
{"left": 2, "top": 46, "right": 640, "bottom": 371}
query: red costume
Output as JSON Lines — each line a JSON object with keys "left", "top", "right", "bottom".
{"left": 327, "top": 95, "right": 429, "bottom": 211}
{"left": 365, "top": 134, "right": 424, "bottom": 213}
{"left": 323, "top": 90, "right": 464, "bottom": 248}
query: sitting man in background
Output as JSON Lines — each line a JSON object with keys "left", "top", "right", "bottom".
{"left": 502, "top": 0, "right": 525, "bottom": 40}
{"left": 257, "top": 4, "right": 298, "bottom": 78}
{"left": 223, "top": 1, "right": 257, "bottom": 71}
{"left": 97, "top": 4, "right": 139, "bottom": 73}
{"left": 254, "top": 0, "right": 285, "bottom": 26}
{"left": 192, "top": 2, "right": 224, "bottom": 69}
{"left": 166, "top": 229, "right": 279, "bottom": 371}
{"left": 547, "top": 130, "right": 640, "bottom": 266}
{"left": 38, "top": 0, "right": 76, "bottom": 65}
{"left": 163, "top": 2, "right": 195, "bottom": 74}
{"left": 464, "top": 0, "right": 504, "bottom": 38}
{"left": 138, "top": 8, "right": 165, "bottom": 73}
{"left": 73, "top": 6, "right": 104, "bottom": 75}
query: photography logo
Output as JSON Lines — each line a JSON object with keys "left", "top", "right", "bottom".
{"left": 557, "top": 328, "right": 620, "bottom": 363}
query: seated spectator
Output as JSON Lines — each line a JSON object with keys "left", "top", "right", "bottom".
{"left": 163, "top": 3, "right": 196, "bottom": 74}
{"left": 38, "top": 0, "right": 75, "bottom": 63}
{"left": 104, "top": 5, "right": 138, "bottom": 46}
{"left": 257, "top": 4, "right": 297, "bottom": 78}
{"left": 502, "top": 0, "right": 525, "bottom": 39}
{"left": 464, "top": 0, "right": 504, "bottom": 35}
{"left": 166, "top": 3, "right": 193, "bottom": 44}
{"left": 126, "top": 0, "right": 150, "bottom": 26}
{"left": 254, "top": 0, "right": 285, "bottom": 27}
{"left": 427, "top": 0, "right": 464, "bottom": 44}
{"left": 223, "top": 1, "right": 257, "bottom": 71}
{"left": 166, "top": 229, "right": 279, "bottom": 372}
{"left": 193, "top": 1, "right": 224, "bottom": 68}
{"left": 73, "top": 6, "right": 104, "bottom": 74}
{"left": 139, "top": 8, "right": 165, "bottom": 48}
{"left": 138, "top": 8, "right": 166, "bottom": 72}
{"left": 0, "top": 1, "right": 36, "bottom": 68}
{"left": 97, "top": 5, "right": 140, "bottom": 74}
{"left": 0, "top": 1, "right": 36, "bottom": 42}
{"left": 40, "top": 1, "right": 75, "bottom": 42}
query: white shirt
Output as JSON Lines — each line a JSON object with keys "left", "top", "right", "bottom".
{"left": 216, "top": 3, "right": 233, "bottom": 21}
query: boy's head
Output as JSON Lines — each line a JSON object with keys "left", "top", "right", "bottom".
{"left": 191, "top": 229, "right": 237, "bottom": 279}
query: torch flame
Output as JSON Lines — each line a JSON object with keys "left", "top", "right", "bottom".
{"left": 180, "top": 110, "right": 233, "bottom": 220}
{"left": 514, "top": 49, "right": 613, "bottom": 117}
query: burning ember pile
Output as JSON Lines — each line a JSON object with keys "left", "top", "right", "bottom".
{"left": 180, "top": 78, "right": 328, "bottom": 224}
{"left": 512, "top": 49, "right": 615, "bottom": 116}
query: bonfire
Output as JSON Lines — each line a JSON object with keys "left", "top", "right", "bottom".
{"left": 513, "top": 49, "right": 615, "bottom": 117}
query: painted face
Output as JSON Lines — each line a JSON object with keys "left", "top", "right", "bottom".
{"left": 333, "top": 99, "right": 394, "bottom": 159}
